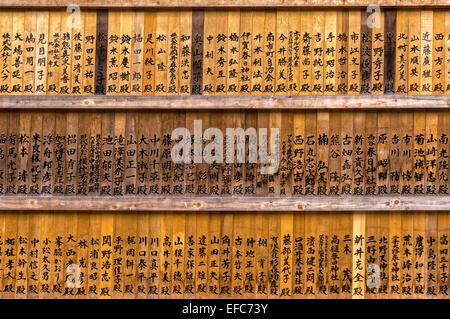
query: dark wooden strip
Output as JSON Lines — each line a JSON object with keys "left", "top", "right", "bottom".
{"left": 94, "top": 9, "right": 108, "bottom": 95}
{"left": 384, "top": 8, "right": 397, "bottom": 94}
{"left": 191, "top": 9, "right": 204, "bottom": 95}
{"left": 360, "top": 9, "right": 372, "bottom": 95}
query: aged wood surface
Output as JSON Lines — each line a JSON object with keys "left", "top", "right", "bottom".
{"left": 0, "top": 196, "right": 449, "bottom": 211}
{"left": 0, "top": 95, "right": 448, "bottom": 109}
{"left": 0, "top": 0, "right": 447, "bottom": 7}
{"left": 0, "top": 210, "right": 448, "bottom": 298}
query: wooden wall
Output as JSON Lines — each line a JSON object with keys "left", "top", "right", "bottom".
{"left": 0, "top": 210, "right": 449, "bottom": 299}
{"left": 0, "top": 2, "right": 449, "bottom": 300}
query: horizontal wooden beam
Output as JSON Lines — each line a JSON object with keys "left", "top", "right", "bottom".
{"left": 0, "top": 196, "right": 448, "bottom": 211}
{"left": 0, "top": 95, "right": 448, "bottom": 110}
{"left": 0, "top": 1, "right": 445, "bottom": 7}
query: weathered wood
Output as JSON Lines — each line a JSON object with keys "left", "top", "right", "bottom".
{"left": 0, "top": 0, "right": 445, "bottom": 7}
{"left": 0, "top": 95, "right": 448, "bottom": 109}
{"left": 0, "top": 196, "right": 449, "bottom": 211}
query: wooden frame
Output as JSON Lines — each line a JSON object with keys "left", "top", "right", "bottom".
{"left": 0, "top": 0, "right": 447, "bottom": 8}
{"left": 0, "top": 196, "right": 448, "bottom": 211}
{"left": 0, "top": 95, "right": 448, "bottom": 109}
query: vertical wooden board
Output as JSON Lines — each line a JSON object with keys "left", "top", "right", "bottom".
{"left": 14, "top": 212, "right": 28, "bottom": 298}
{"left": 437, "top": 212, "right": 449, "bottom": 297}
{"left": 446, "top": 11, "right": 450, "bottom": 94}
{"left": 408, "top": 9, "right": 421, "bottom": 95}
{"left": 433, "top": 10, "right": 445, "bottom": 94}
{"left": 311, "top": 10, "right": 324, "bottom": 95}
{"left": 54, "top": 111, "right": 66, "bottom": 196}
{"left": 47, "top": 10, "right": 62, "bottom": 95}
{"left": 401, "top": 111, "right": 414, "bottom": 196}
{"left": 35, "top": 11, "right": 49, "bottom": 94}
{"left": 340, "top": 212, "right": 353, "bottom": 299}
{"left": 303, "top": 211, "right": 316, "bottom": 298}
{"left": 213, "top": 9, "right": 227, "bottom": 95}
{"left": 263, "top": 9, "right": 275, "bottom": 95}
{"left": 347, "top": 9, "right": 360, "bottom": 95}
{"left": 268, "top": 213, "right": 280, "bottom": 298}
{"left": 94, "top": 9, "right": 108, "bottom": 95}
{"left": 28, "top": 213, "right": 42, "bottom": 298}
{"left": 143, "top": 10, "right": 156, "bottom": 95}
{"left": 279, "top": 111, "right": 291, "bottom": 197}
{"left": 384, "top": 9, "right": 396, "bottom": 94}
{"left": 280, "top": 212, "right": 293, "bottom": 298}
{"left": 119, "top": 10, "right": 132, "bottom": 95}
{"left": 106, "top": 10, "right": 120, "bottom": 95}
{"left": 60, "top": 10, "right": 73, "bottom": 95}
{"left": 324, "top": 10, "right": 337, "bottom": 95}
{"left": 316, "top": 111, "right": 329, "bottom": 196}
{"left": 123, "top": 213, "right": 138, "bottom": 299}
{"left": 292, "top": 212, "right": 304, "bottom": 297}
{"left": 184, "top": 212, "right": 196, "bottom": 298}
{"left": 136, "top": 212, "right": 149, "bottom": 298}
{"left": 42, "top": 112, "right": 55, "bottom": 195}
{"left": 196, "top": 212, "right": 208, "bottom": 298}
{"left": 425, "top": 211, "right": 438, "bottom": 297}
{"left": 318, "top": 211, "right": 330, "bottom": 298}
{"left": 29, "top": 112, "right": 43, "bottom": 196}
{"left": 113, "top": 112, "right": 126, "bottom": 196}
{"left": 304, "top": 111, "right": 316, "bottom": 196}
{"left": 88, "top": 112, "right": 101, "bottom": 196}
{"left": 148, "top": 212, "right": 161, "bottom": 299}
{"left": 352, "top": 211, "right": 365, "bottom": 299}
{"left": 365, "top": 212, "right": 379, "bottom": 299}
{"left": 11, "top": 10, "right": 25, "bottom": 94}
{"left": 255, "top": 212, "right": 268, "bottom": 298}
{"left": 100, "top": 112, "right": 113, "bottom": 196}
{"left": 125, "top": 112, "right": 137, "bottom": 196}
{"left": 389, "top": 111, "right": 401, "bottom": 197}
{"left": 396, "top": 9, "right": 409, "bottom": 95}
{"left": 63, "top": 211, "right": 78, "bottom": 298}
{"left": 360, "top": 9, "right": 372, "bottom": 95}
{"left": 167, "top": 10, "right": 180, "bottom": 95}
{"left": 292, "top": 111, "right": 305, "bottom": 197}
{"left": 154, "top": 10, "right": 168, "bottom": 95}
{"left": 414, "top": 110, "right": 426, "bottom": 196}
{"left": 99, "top": 213, "right": 114, "bottom": 299}
{"left": 131, "top": 10, "right": 144, "bottom": 95}
{"left": 239, "top": 10, "right": 252, "bottom": 95}
{"left": 365, "top": 111, "right": 377, "bottom": 196}
{"left": 179, "top": 10, "right": 192, "bottom": 95}
{"left": 226, "top": 10, "right": 239, "bottom": 95}
{"left": 6, "top": 112, "right": 18, "bottom": 195}
{"left": 426, "top": 111, "right": 438, "bottom": 195}
{"left": 208, "top": 212, "right": 221, "bottom": 298}
{"left": 378, "top": 212, "right": 390, "bottom": 298}
{"left": 340, "top": 111, "right": 353, "bottom": 196}
{"left": 86, "top": 212, "right": 100, "bottom": 298}
{"left": 420, "top": 10, "right": 433, "bottom": 95}
{"left": 251, "top": 10, "right": 264, "bottom": 94}
{"left": 23, "top": 11, "right": 36, "bottom": 94}
{"left": 267, "top": 111, "right": 281, "bottom": 196}
{"left": 0, "top": 10, "right": 13, "bottom": 94}
{"left": 70, "top": 10, "right": 84, "bottom": 95}
{"left": 39, "top": 212, "right": 52, "bottom": 298}
{"left": 288, "top": 10, "right": 300, "bottom": 95}
{"left": 64, "top": 112, "right": 78, "bottom": 196}
{"left": 371, "top": 9, "right": 384, "bottom": 95}
{"left": 83, "top": 10, "right": 97, "bottom": 94}
{"left": 202, "top": 9, "right": 216, "bottom": 95}
{"left": 172, "top": 212, "right": 185, "bottom": 298}
{"left": 336, "top": 9, "right": 349, "bottom": 94}
{"left": 18, "top": 112, "right": 31, "bottom": 197}
{"left": 2, "top": 212, "right": 18, "bottom": 298}
{"left": 401, "top": 211, "right": 413, "bottom": 298}
{"left": 377, "top": 111, "right": 390, "bottom": 196}
{"left": 413, "top": 211, "right": 426, "bottom": 298}
{"left": 438, "top": 110, "right": 450, "bottom": 196}
{"left": 0, "top": 111, "right": 7, "bottom": 196}
{"left": 76, "top": 212, "right": 90, "bottom": 298}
